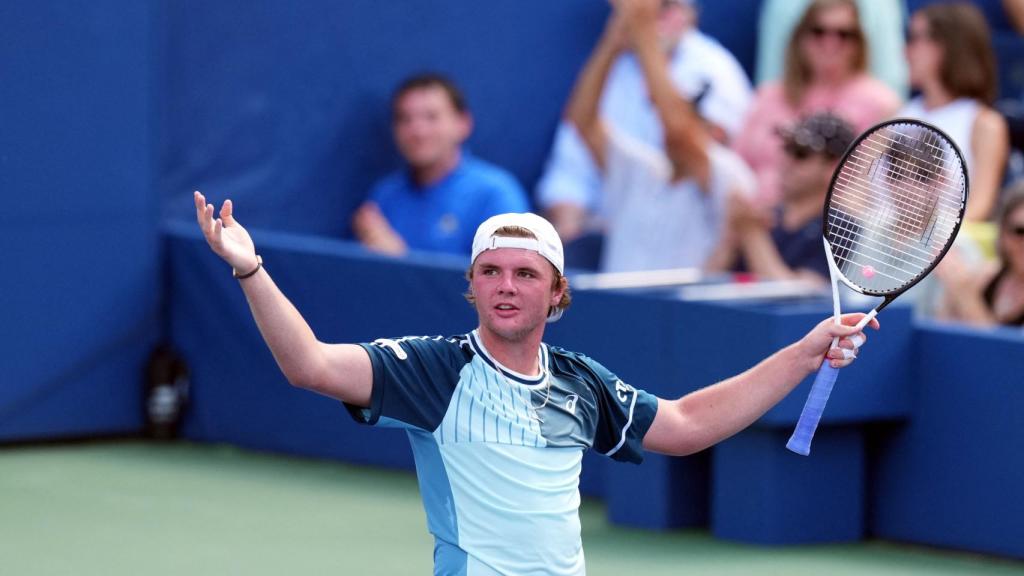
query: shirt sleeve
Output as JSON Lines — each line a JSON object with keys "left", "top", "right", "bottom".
{"left": 579, "top": 355, "right": 659, "bottom": 464}
{"left": 535, "top": 121, "right": 604, "bottom": 210}
{"left": 344, "top": 336, "right": 467, "bottom": 431}
{"left": 602, "top": 126, "right": 672, "bottom": 217}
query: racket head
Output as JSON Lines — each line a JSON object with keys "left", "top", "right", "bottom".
{"left": 822, "top": 118, "right": 969, "bottom": 299}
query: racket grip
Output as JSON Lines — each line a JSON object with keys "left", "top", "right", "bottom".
{"left": 786, "top": 362, "right": 841, "bottom": 456}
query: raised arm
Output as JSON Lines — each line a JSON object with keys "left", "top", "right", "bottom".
{"left": 642, "top": 313, "right": 878, "bottom": 456}
{"left": 620, "top": 0, "right": 709, "bottom": 187}
{"left": 564, "top": 9, "right": 627, "bottom": 170}
{"left": 194, "top": 191, "right": 372, "bottom": 406}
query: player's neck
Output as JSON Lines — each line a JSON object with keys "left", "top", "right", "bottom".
{"left": 476, "top": 327, "right": 544, "bottom": 376}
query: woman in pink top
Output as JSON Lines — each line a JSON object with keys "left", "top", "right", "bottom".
{"left": 734, "top": 0, "right": 900, "bottom": 206}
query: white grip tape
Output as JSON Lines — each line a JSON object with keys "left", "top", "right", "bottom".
{"left": 849, "top": 333, "right": 865, "bottom": 349}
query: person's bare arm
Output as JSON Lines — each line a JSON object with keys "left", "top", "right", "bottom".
{"left": 621, "top": 0, "right": 709, "bottom": 187}
{"left": 966, "top": 107, "right": 1010, "bottom": 221}
{"left": 352, "top": 201, "right": 408, "bottom": 256}
{"left": 195, "top": 191, "right": 372, "bottom": 406}
{"left": 564, "top": 12, "right": 627, "bottom": 170}
{"left": 643, "top": 313, "right": 878, "bottom": 456}
{"left": 936, "top": 254, "right": 1000, "bottom": 326}
{"left": 1004, "top": 0, "right": 1024, "bottom": 34}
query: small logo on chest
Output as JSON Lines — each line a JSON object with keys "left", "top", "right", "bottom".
{"left": 564, "top": 394, "right": 579, "bottom": 415}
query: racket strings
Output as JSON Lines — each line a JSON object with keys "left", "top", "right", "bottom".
{"left": 842, "top": 135, "right": 964, "bottom": 216}
{"left": 843, "top": 140, "right": 963, "bottom": 216}
{"left": 826, "top": 123, "right": 966, "bottom": 293}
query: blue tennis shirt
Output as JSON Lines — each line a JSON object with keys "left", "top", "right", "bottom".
{"left": 369, "top": 154, "right": 530, "bottom": 256}
{"left": 345, "top": 330, "right": 659, "bottom": 576}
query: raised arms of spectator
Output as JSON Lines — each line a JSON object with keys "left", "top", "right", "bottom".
{"left": 194, "top": 191, "right": 373, "bottom": 407}
{"left": 643, "top": 313, "right": 877, "bottom": 456}
{"left": 564, "top": 9, "right": 627, "bottom": 170}
{"left": 621, "top": 0, "right": 710, "bottom": 189}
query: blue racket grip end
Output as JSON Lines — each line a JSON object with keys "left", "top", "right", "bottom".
{"left": 786, "top": 362, "right": 841, "bottom": 456}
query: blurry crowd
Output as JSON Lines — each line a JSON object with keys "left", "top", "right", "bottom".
{"left": 351, "top": 0, "right": 1024, "bottom": 330}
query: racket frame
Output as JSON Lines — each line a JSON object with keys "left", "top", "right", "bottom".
{"left": 786, "top": 118, "right": 969, "bottom": 456}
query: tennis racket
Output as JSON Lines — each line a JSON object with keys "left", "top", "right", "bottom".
{"left": 786, "top": 118, "right": 968, "bottom": 456}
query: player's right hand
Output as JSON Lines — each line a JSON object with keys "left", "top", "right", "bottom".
{"left": 194, "top": 190, "right": 258, "bottom": 272}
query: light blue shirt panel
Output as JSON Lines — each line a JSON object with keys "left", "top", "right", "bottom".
{"left": 439, "top": 442, "right": 585, "bottom": 576}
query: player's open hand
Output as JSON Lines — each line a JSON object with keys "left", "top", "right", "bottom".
{"left": 194, "top": 190, "right": 258, "bottom": 272}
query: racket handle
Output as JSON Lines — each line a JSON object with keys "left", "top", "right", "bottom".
{"left": 786, "top": 361, "right": 840, "bottom": 456}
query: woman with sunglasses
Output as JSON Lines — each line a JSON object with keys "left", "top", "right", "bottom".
{"left": 900, "top": 2, "right": 1008, "bottom": 222}
{"left": 937, "top": 184, "right": 1024, "bottom": 327}
{"left": 733, "top": 0, "right": 900, "bottom": 208}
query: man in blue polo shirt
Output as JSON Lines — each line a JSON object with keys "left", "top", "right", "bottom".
{"left": 352, "top": 73, "right": 529, "bottom": 257}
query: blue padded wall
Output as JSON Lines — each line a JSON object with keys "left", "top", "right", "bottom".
{"left": 158, "top": 0, "right": 611, "bottom": 238}
{"left": 0, "top": 1, "right": 159, "bottom": 440}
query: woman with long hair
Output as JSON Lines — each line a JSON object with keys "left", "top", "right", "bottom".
{"left": 901, "top": 2, "right": 1009, "bottom": 221}
{"left": 733, "top": 0, "right": 900, "bottom": 206}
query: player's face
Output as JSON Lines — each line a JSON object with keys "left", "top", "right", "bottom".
{"left": 392, "top": 87, "right": 471, "bottom": 171}
{"left": 470, "top": 248, "right": 563, "bottom": 344}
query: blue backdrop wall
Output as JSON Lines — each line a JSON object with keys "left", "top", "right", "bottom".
{"left": 0, "top": 1, "right": 159, "bottom": 440}
{"left": 2, "top": 0, "right": 764, "bottom": 441}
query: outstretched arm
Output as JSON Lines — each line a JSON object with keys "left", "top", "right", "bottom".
{"left": 642, "top": 313, "right": 879, "bottom": 456}
{"left": 194, "top": 191, "right": 372, "bottom": 406}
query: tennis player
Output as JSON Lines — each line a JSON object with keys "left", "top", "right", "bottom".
{"left": 195, "top": 188, "right": 875, "bottom": 575}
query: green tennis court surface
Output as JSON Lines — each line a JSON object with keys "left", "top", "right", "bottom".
{"left": 2, "top": 441, "right": 1021, "bottom": 575}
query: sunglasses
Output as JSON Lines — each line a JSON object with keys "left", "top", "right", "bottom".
{"left": 784, "top": 143, "right": 838, "bottom": 161}
{"left": 808, "top": 25, "right": 859, "bottom": 42}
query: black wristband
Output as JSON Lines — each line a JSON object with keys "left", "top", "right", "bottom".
{"left": 233, "top": 255, "right": 263, "bottom": 279}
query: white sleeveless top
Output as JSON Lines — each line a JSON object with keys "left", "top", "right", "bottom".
{"left": 898, "top": 97, "right": 980, "bottom": 176}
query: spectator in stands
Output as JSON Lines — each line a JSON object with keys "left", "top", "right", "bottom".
{"left": 936, "top": 183, "right": 1024, "bottom": 327}
{"left": 566, "top": 0, "right": 753, "bottom": 273}
{"left": 733, "top": 0, "right": 900, "bottom": 207}
{"left": 351, "top": 74, "right": 529, "bottom": 257}
{"left": 536, "top": 0, "right": 752, "bottom": 251}
{"left": 707, "top": 112, "right": 855, "bottom": 283}
{"left": 900, "top": 2, "right": 1009, "bottom": 222}
{"left": 755, "top": 0, "right": 908, "bottom": 97}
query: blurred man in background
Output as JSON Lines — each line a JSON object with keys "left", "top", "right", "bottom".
{"left": 352, "top": 73, "right": 529, "bottom": 257}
